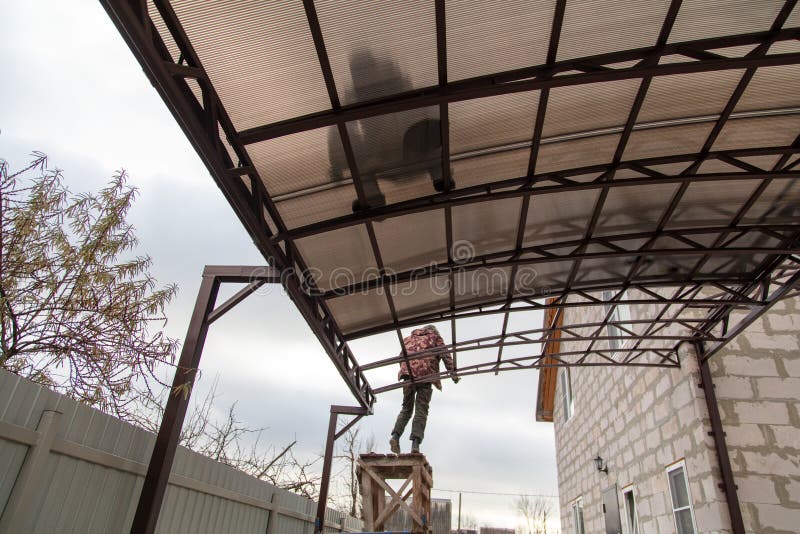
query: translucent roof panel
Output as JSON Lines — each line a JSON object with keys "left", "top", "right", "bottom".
{"left": 452, "top": 197, "right": 523, "bottom": 257}
{"left": 637, "top": 70, "right": 744, "bottom": 124}
{"left": 372, "top": 209, "right": 448, "bottom": 274}
{"left": 250, "top": 126, "right": 347, "bottom": 196}
{"left": 734, "top": 64, "right": 800, "bottom": 112}
{"left": 523, "top": 189, "right": 599, "bottom": 248}
{"left": 446, "top": 0, "right": 556, "bottom": 81}
{"left": 543, "top": 79, "right": 641, "bottom": 138}
{"left": 106, "top": 0, "right": 800, "bottom": 348}
{"left": 557, "top": 0, "right": 673, "bottom": 61}
{"left": 294, "top": 225, "right": 377, "bottom": 292}
{"left": 316, "top": 0, "right": 437, "bottom": 105}
{"left": 170, "top": 0, "right": 331, "bottom": 130}
{"left": 668, "top": 0, "right": 785, "bottom": 44}
{"left": 449, "top": 92, "right": 539, "bottom": 155}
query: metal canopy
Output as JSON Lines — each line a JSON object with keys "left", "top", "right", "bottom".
{"left": 102, "top": 0, "right": 800, "bottom": 407}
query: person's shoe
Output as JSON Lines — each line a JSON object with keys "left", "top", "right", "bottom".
{"left": 411, "top": 439, "right": 421, "bottom": 453}
{"left": 390, "top": 436, "right": 400, "bottom": 454}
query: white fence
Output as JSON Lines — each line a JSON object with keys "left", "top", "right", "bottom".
{"left": 0, "top": 369, "right": 362, "bottom": 533}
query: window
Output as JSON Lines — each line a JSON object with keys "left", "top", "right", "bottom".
{"left": 560, "top": 367, "right": 574, "bottom": 421}
{"left": 571, "top": 497, "right": 586, "bottom": 534}
{"left": 622, "top": 486, "right": 638, "bottom": 534}
{"left": 666, "top": 461, "right": 697, "bottom": 534}
{"left": 603, "top": 290, "right": 631, "bottom": 354}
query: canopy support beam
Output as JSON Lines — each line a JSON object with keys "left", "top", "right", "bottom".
{"left": 315, "top": 405, "right": 370, "bottom": 534}
{"left": 130, "top": 265, "right": 281, "bottom": 534}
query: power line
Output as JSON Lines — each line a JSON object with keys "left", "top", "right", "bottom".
{"left": 431, "top": 488, "right": 558, "bottom": 499}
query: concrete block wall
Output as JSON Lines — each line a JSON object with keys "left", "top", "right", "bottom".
{"left": 709, "top": 297, "right": 800, "bottom": 533}
{"left": 553, "top": 290, "right": 730, "bottom": 534}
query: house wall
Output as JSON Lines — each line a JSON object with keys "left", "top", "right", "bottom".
{"left": 552, "top": 294, "right": 800, "bottom": 534}
{"left": 708, "top": 297, "right": 800, "bottom": 533}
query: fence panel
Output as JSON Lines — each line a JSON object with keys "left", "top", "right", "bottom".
{"left": 0, "top": 369, "right": 361, "bottom": 534}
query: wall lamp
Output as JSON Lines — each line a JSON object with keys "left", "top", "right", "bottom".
{"left": 594, "top": 455, "right": 609, "bottom": 474}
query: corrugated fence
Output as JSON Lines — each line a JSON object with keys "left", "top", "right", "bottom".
{"left": 0, "top": 369, "right": 362, "bottom": 533}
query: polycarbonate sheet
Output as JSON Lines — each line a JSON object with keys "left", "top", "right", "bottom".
{"left": 665, "top": 179, "right": 761, "bottom": 229}
{"left": 741, "top": 178, "right": 800, "bottom": 225}
{"left": 391, "top": 275, "right": 451, "bottom": 322}
{"left": 274, "top": 182, "right": 357, "bottom": 229}
{"left": 734, "top": 64, "right": 800, "bottom": 113}
{"left": 713, "top": 115, "right": 800, "bottom": 151}
{"left": 537, "top": 134, "right": 621, "bottom": 174}
{"left": 512, "top": 259, "right": 572, "bottom": 296}
{"left": 325, "top": 290, "right": 393, "bottom": 336}
{"left": 294, "top": 225, "right": 377, "bottom": 292}
{"left": 453, "top": 266, "right": 512, "bottom": 305}
{"left": 624, "top": 122, "right": 713, "bottom": 161}
{"left": 446, "top": 0, "right": 556, "bottom": 81}
{"left": 637, "top": 70, "right": 744, "bottom": 123}
{"left": 372, "top": 210, "right": 448, "bottom": 273}
{"left": 451, "top": 149, "right": 530, "bottom": 190}
{"left": 250, "top": 126, "right": 346, "bottom": 196}
{"left": 449, "top": 92, "right": 539, "bottom": 154}
{"left": 596, "top": 183, "right": 679, "bottom": 236}
{"left": 170, "top": 0, "right": 330, "bottom": 130}
{"left": 557, "top": 0, "right": 673, "bottom": 61}
{"left": 573, "top": 256, "right": 633, "bottom": 284}
{"left": 523, "top": 189, "right": 599, "bottom": 248}
{"left": 668, "top": 0, "right": 784, "bottom": 44}
{"left": 315, "top": 0, "right": 437, "bottom": 105}
{"left": 452, "top": 197, "right": 523, "bottom": 257}
{"left": 347, "top": 106, "right": 440, "bottom": 181}
{"left": 543, "top": 79, "right": 640, "bottom": 138}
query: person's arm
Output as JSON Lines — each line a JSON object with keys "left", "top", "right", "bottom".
{"left": 435, "top": 335, "right": 460, "bottom": 383}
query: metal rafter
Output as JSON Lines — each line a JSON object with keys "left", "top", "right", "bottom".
{"left": 273, "top": 147, "right": 800, "bottom": 242}
{"left": 238, "top": 29, "right": 800, "bottom": 144}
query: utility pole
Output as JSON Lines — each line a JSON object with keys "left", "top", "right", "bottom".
{"left": 457, "top": 492, "right": 462, "bottom": 533}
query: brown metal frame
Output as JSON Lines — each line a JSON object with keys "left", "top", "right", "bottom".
{"left": 98, "top": 2, "right": 800, "bottom": 534}
{"left": 131, "top": 266, "right": 282, "bottom": 534}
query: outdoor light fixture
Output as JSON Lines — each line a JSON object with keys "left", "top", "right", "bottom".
{"left": 594, "top": 455, "right": 609, "bottom": 474}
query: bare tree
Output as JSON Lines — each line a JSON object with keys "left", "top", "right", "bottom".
{"left": 0, "top": 153, "right": 178, "bottom": 418}
{"left": 330, "top": 425, "right": 376, "bottom": 517}
{"left": 0, "top": 153, "right": 323, "bottom": 498}
{"left": 515, "top": 495, "right": 552, "bottom": 534}
{"left": 131, "top": 376, "right": 321, "bottom": 498}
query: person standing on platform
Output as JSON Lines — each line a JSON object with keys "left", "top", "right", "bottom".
{"left": 390, "top": 325, "right": 459, "bottom": 454}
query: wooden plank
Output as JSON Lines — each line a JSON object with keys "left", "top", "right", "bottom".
{"left": 363, "top": 464, "right": 424, "bottom": 527}
{"left": 360, "top": 464, "right": 374, "bottom": 529}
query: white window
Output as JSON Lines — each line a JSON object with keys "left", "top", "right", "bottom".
{"left": 666, "top": 461, "right": 697, "bottom": 534}
{"left": 560, "top": 367, "right": 574, "bottom": 421}
{"left": 603, "top": 290, "right": 631, "bottom": 355}
{"left": 622, "top": 486, "right": 638, "bottom": 534}
{"left": 571, "top": 497, "right": 586, "bottom": 534}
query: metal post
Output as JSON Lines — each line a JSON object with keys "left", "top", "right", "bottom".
{"left": 457, "top": 492, "right": 462, "bottom": 533}
{"left": 131, "top": 274, "right": 220, "bottom": 534}
{"left": 694, "top": 341, "right": 745, "bottom": 534}
{"left": 315, "top": 405, "right": 370, "bottom": 533}
{"left": 316, "top": 410, "right": 339, "bottom": 533}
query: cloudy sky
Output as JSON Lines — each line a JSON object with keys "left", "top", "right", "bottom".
{"left": 1, "top": 1, "right": 558, "bottom": 529}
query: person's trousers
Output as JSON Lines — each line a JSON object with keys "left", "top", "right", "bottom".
{"left": 391, "top": 382, "right": 433, "bottom": 443}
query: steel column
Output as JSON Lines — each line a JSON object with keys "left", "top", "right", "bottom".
{"left": 315, "top": 405, "right": 370, "bottom": 533}
{"left": 131, "top": 273, "right": 220, "bottom": 534}
{"left": 693, "top": 341, "right": 745, "bottom": 534}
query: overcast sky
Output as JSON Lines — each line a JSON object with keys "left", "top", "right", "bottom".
{"left": 1, "top": 1, "right": 559, "bottom": 529}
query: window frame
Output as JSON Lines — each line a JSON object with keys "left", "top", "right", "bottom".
{"left": 621, "top": 484, "right": 638, "bottom": 534}
{"left": 665, "top": 459, "right": 698, "bottom": 534}
{"left": 571, "top": 496, "right": 586, "bottom": 534}
{"left": 560, "top": 367, "right": 574, "bottom": 421}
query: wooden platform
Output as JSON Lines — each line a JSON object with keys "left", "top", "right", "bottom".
{"left": 357, "top": 453, "right": 433, "bottom": 534}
